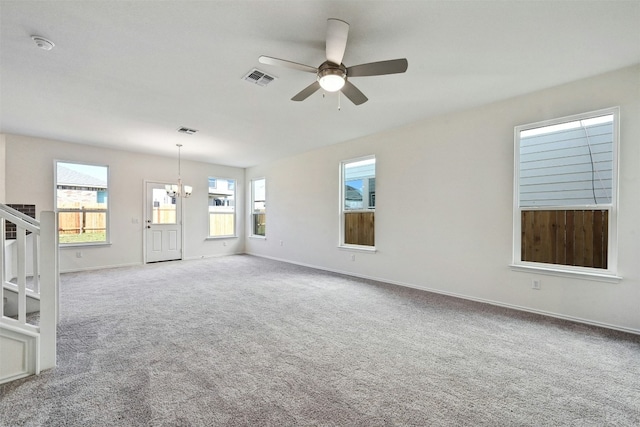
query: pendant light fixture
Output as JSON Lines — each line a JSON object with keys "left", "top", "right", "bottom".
{"left": 166, "top": 144, "right": 192, "bottom": 198}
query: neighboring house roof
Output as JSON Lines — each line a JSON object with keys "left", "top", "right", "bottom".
{"left": 57, "top": 166, "right": 107, "bottom": 189}
{"left": 345, "top": 185, "right": 362, "bottom": 201}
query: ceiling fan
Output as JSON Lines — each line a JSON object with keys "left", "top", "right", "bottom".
{"left": 259, "top": 18, "right": 408, "bottom": 106}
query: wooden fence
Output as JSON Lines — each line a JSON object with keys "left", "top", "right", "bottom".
{"left": 58, "top": 210, "right": 106, "bottom": 234}
{"left": 521, "top": 209, "right": 608, "bottom": 269}
{"left": 152, "top": 207, "right": 176, "bottom": 224}
{"left": 209, "top": 213, "right": 234, "bottom": 236}
{"left": 345, "top": 211, "right": 375, "bottom": 246}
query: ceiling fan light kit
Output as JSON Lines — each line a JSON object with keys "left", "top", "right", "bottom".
{"left": 318, "top": 63, "right": 346, "bottom": 92}
{"left": 259, "top": 18, "right": 408, "bottom": 106}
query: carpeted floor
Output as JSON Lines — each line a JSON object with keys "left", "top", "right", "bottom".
{"left": 1, "top": 255, "right": 639, "bottom": 426}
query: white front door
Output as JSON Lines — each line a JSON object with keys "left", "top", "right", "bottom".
{"left": 145, "top": 182, "right": 182, "bottom": 263}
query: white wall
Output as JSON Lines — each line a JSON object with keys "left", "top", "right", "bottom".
{"left": 246, "top": 64, "right": 640, "bottom": 333}
{"left": 0, "top": 134, "right": 6, "bottom": 202}
{"left": 3, "top": 135, "right": 245, "bottom": 272}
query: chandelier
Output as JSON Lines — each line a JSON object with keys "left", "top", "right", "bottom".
{"left": 166, "top": 144, "right": 192, "bottom": 198}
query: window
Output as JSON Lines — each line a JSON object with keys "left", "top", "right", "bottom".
{"left": 56, "top": 161, "right": 109, "bottom": 245}
{"left": 340, "top": 156, "right": 375, "bottom": 247}
{"left": 513, "top": 107, "right": 618, "bottom": 274}
{"left": 208, "top": 177, "right": 235, "bottom": 237}
{"left": 251, "top": 178, "right": 266, "bottom": 237}
{"left": 151, "top": 189, "right": 176, "bottom": 224}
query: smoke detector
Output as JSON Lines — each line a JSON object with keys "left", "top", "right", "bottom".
{"left": 31, "top": 36, "right": 55, "bottom": 51}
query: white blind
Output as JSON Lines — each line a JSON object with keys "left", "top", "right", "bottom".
{"left": 519, "top": 115, "right": 613, "bottom": 207}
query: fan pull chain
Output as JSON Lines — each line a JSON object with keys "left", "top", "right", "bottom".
{"left": 338, "top": 91, "right": 341, "bottom": 111}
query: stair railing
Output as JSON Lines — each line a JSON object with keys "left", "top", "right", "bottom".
{"left": 0, "top": 203, "right": 58, "bottom": 379}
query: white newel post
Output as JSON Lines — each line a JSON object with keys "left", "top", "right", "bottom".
{"left": 39, "top": 211, "right": 58, "bottom": 371}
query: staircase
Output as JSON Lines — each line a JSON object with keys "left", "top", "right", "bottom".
{"left": 0, "top": 203, "right": 58, "bottom": 384}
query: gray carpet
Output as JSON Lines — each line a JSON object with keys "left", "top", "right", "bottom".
{"left": 1, "top": 255, "right": 639, "bottom": 426}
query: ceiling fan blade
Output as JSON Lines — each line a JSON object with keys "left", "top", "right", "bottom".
{"left": 341, "top": 80, "right": 368, "bottom": 105}
{"left": 326, "top": 18, "right": 349, "bottom": 65}
{"left": 347, "top": 59, "right": 408, "bottom": 77}
{"left": 292, "top": 81, "right": 321, "bottom": 101}
{"left": 259, "top": 56, "right": 317, "bottom": 73}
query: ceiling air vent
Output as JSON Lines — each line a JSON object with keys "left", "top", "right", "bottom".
{"left": 177, "top": 127, "right": 198, "bottom": 135}
{"left": 243, "top": 68, "right": 277, "bottom": 87}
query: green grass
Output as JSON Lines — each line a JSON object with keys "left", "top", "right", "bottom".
{"left": 59, "top": 232, "right": 106, "bottom": 244}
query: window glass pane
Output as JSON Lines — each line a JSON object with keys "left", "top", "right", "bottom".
{"left": 345, "top": 179, "right": 363, "bottom": 209}
{"left": 210, "top": 213, "right": 235, "bottom": 237}
{"left": 253, "top": 213, "right": 266, "bottom": 236}
{"left": 209, "top": 177, "right": 236, "bottom": 237}
{"left": 151, "top": 188, "right": 176, "bottom": 225}
{"left": 56, "top": 162, "right": 108, "bottom": 244}
{"left": 58, "top": 211, "right": 107, "bottom": 244}
{"left": 521, "top": 209, "right": 608, "bottom": 269}
{"left": 519, "top": 114, "right": 613, "bottom": 207}
{"left": 252, "top": 178, "right": 266, "bottom": 236}
{"left": 56, "top": 162, "right": 108, "bottom": 210}
{"left": 343, "top": 158, "right": 375, "bottom": 211}
{"left": 253, "top": 179, "right": 265, "bottom": 208}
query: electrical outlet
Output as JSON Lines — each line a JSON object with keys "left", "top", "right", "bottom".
{"left": 222, "top": 241, "right": 227, "bottom": 246}
{"left": 280, "top": 240, "right": 283, "bottom": 246}
{"left": 532, "top": 279, "right": 541, "bottom": 290}
{"left": 76, "top": 251, "right": 82, "bottom": 258}
{"left": 351, "top": 254, "right": 356, "bottom": 261}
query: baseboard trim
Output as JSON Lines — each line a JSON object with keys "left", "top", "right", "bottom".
{"left": 60, "top": 262, "right": 143, "bottom": 274}
{"left": 184, "top": 251, "right": 244, "bottom": 262}
{"left": 247, "top": 252, "right": 640, "bottom": 336}
{"left": 59, "top": 252, "right": 245, "bottom": 274}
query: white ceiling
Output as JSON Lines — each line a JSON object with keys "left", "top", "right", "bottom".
{"left": 1, "top": 1, "right": 639, "bottom": 168}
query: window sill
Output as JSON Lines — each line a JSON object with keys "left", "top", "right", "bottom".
{"left": 338, "top": 244, "right": 377, "bottom": 253}
{"left": 249, "top": 235, "right": 266, "bottom": 240}
{"left": 60, "top": 242, "right": 112, "bottom": 249}
{"left": 510, "top": 263, "right": 622, "bottom": 283}
{"left": 205, "top": 236, "right": 238, "bottom": 240}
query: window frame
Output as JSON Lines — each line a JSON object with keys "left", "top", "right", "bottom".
{"left": 55, "top": 160, "right": 110, "bottom": 247}
{"left": 250, "top": 177, "right": 266, "bottom": 238}
{"left": 512, "top": 107, "right": 620, "bottom": 279}
{"left": 339, "top": 155, "right": 376, "bottom": 251}
{"left": 207, "top": 176, "right": 236, "bottom": 239}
